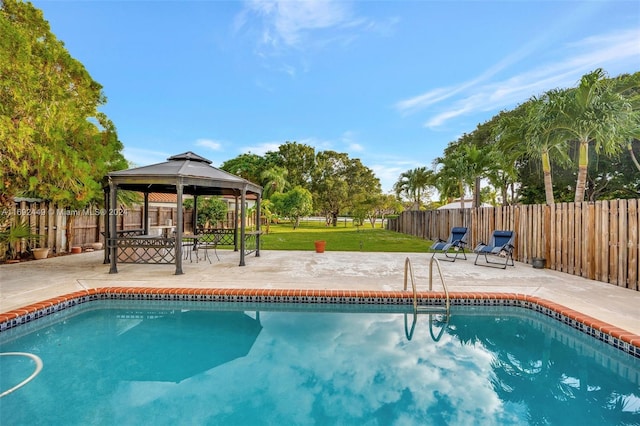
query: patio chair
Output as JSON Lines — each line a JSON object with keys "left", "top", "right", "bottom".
{"left": 430, "top": 227, "right": 468, "bottom": 262}
{"left": 181, "top": 234, "right": 198, "bottom": 262}
{"left": 473, "top": 230, "right": 515, "bottom": 269}
{"left": 197, "top": 232, "right": 221, "bottom": 263}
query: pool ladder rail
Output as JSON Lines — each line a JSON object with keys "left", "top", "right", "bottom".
{"left": 403, "top": 256, "right": 450, "bottom": 314}
{"left": 403, "top": 256, "right": 450, "bottom": 342}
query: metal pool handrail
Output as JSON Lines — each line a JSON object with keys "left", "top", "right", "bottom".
{"left": 404, "top": 312, "right": 448, "bottom": 342}
{"left": 0, "top": 352, "right": 43, "bottom": 398}
{"left": 403, "top": 256, "right": 451, "bottom": 313}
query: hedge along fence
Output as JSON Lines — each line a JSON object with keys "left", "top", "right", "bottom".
{"left": 386, "top": 199, "right": 640, "bottom": 292}
{"left": 3, "top": 199, "right": 256, "bottom": 259}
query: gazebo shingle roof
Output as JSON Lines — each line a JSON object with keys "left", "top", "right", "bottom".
{"left": 107, "top": 151, "right": 262, "bottom": 196}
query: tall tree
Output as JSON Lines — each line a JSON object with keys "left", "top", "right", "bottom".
{"left": 393, "top": 167, "right": 434, "bottom": 210}
{"left": 611, "top": 72, "right": 640, "bottom": 172}
{"left": 435, "top": 148, "right": 469, "bottom": 208}
{"left": 551, "top": 69, "right": 634, "bottom": 202}
{"left": 269, "top": 141, "right": 316, "bottom": 189}
{"left": 495, "top": 97, "right": 570, "bottom": 205}
{"left": 311, "top": 150, "right": 380, "bottom": 226}
{"left": 463, "top": 143, "right": 495, "bottom": 208}
{"left": 270, "top": 186, "right": 313, "bottom": 229}
{"left": 260, "top": 166, "right": 289, "bottom": 198}
{"left": 219, "top": 153, "right": 265, "bottom": 184}
{"left": 0, "top": 0, "right": 127, "bottom": 245}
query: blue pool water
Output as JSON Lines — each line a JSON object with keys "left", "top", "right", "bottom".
{"left": 1, "top": 301, "right": 639, "bottom": 425}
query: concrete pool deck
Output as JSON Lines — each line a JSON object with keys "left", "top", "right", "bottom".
{"left": 1, "top": 249, "right": 639, "bottom": 336}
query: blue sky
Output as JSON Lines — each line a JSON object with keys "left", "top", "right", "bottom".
{"left": 33, "top": 0, "right": 640, "bottom": 192}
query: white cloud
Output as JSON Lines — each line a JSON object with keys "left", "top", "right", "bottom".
{"left": 239, "top": 0, "right": 390, "bottom": 57}
{"left": 370, "top": 164, "right": 402, "bottom": 193}
{"left": 123, "top": 147, "right": 171, "bottom": 167}
{"left": 109, "top": 312, "right": 513, "bottom": 424}
{"left": 340, "top": 130, "right": 364, "bottom": 152}
{"left": 195, "top": 139, "right": 223, "bottom": 151}
{"left": 425, "top": 106, "right": 474, "bottom": 129}
{"left": 403, "top": 27, "right": 640, "bottom": 130}
{"left": 369, "top": 157, "right": 428, "bottom": 193}
{"left": 244, "top": 0, "right": 353, "bottom": 48}
{"left": 299, "top": 136, "right": 334, "bottom": 151}
{"left": 240, "top": 141, "right": 281, "bottom": 156}
{"left": 395, "top": 87, "right": 455, "bottom": 114}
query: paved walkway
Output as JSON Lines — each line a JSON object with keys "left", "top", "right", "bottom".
{"left": 1, "top": 249, "right": 639, "bottom": 335}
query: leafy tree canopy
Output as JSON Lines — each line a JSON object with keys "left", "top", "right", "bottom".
{"left": 266, "top": 141, "right": 316, "bottom": 188}
{"left": 311, "top": 150, "right": 381, "bottom": 226}
{"left": 183, "top": 197, "right": 228, "bottom": 229}
{"left": 0, "top": 0, "right": 127, "bottom": 209}
{"left": 270, "top": 186, "right": 313, "bottom": 229}
{"left": 219, "top": 153, "right": 266, "bottom": 185}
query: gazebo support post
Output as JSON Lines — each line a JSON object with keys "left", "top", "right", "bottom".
{"left": 103, "top": 189, "right": 109, "bottom": 264}
{"left": 233, "top": 194, "right": 239, "bottom": 251}
{"left": 143, "top": 193, "right": 150, "bottom": 234}
{"left": 239, "top": 188, "right": 246, "bottom": 266}
{"left": 108, "top": 180, "right": 118, "bottom": 274}
{"left": 255, "top": 195, "right": 261, "bottom": 257}
{"left": 192, "top": 196, "right": 198, "bottom": 234}
{"left": 175, "top": 182, "right": 184, "bottom": 275}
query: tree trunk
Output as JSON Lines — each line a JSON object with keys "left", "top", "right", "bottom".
{"left": 574, "top": 140, "right": 589, "bottom": 203}
{"left": 541, "top": 151, "right": 555, "bottom": 205}
{"left": 473, "top": 176, "right": 481, "bottom": 207}
{"left": 66, "top": 215, "right": 75, "bottom": 252}
{"left": 628, "top": 142, "right": 640, "bottom": 172}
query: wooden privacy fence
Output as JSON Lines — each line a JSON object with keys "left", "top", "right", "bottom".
{"left": 386, "top": 199, "right": 640, "bottom": 292}
{"left": 4, "top": 200, "right": 254, "bottom": 259}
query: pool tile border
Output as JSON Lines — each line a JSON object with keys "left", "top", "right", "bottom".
{"left": 1, "top": 288, "right": 639, "bottom": 358}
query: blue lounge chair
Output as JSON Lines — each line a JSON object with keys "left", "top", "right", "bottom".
{"left": 430, "top": 227, "right": 468, "bottom": 262}
{"left": 473, "top": 230, "right": 515, "bottom": 269}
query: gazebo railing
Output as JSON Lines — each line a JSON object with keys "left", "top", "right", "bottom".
{"left": 116, "top": 229, "right": 146, "bottom": 238}
{"left": 110, "top": 236, "right": 176, "bottom": 264}
{"left": 103, "top": 229, "right": 146, "bottom": 263}
{"left": 197, "top": 228, "right": 235, "bottom": 246}
{"left": 196, "top": 228, "right": 261, "bottom": 257}
{"left": 244, "top": 231, "right": 261, "bottom": 256}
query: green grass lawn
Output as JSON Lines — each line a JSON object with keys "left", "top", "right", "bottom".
{"left": 258, "top": 220, "right": 434, "bottom": 253}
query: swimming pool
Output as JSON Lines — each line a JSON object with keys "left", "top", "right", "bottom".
{"left": 1, "top": 297, "right": 639, "bottom": 425}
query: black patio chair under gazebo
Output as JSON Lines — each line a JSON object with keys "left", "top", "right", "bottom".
{"left": 103, "top": 151, "right": 262, "bottom": 274}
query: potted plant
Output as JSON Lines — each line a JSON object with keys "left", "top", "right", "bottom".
{"left": 0, "top": 220, "right": 40, "bottom": 262}
{"left": 32, "top": 235, "right": 50, "bottom": 259}
{"left": 532, "top": 257, "right": 546, "bottom": 269}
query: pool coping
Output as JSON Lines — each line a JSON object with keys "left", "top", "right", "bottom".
{"left": 1, "top": 287, "right": 639, "bottom": 358}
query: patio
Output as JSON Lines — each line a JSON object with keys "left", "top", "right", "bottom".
{"left": 1, "top": 249, "right": 639, "bottom": 336}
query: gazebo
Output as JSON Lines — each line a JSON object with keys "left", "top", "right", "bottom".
{"left": 103, "top": 151, "right": 262, "bottom": 274}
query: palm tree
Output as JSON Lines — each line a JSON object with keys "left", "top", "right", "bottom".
{"left": 611, "top": 72, "right": 640, "bottom": 172}
{"left": 550, "top": 69, "right": 634, "bottom": 202}
{"left": 393, "top": 167, "right": 434, "bottom": 210}
{"left": 463, "top": 144, "right": 495, "bottom": 208}
{"left": 434, "top": 151, "right": 468, "bottom": 208}
{"left": 495, "top": 97, "right": 570, "bottom": 205}
{"left": 486, "top": 118, "right": 520, "bottom": 205}
{"left": 261, "top": 166, "right": 289, "bottom": 199}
